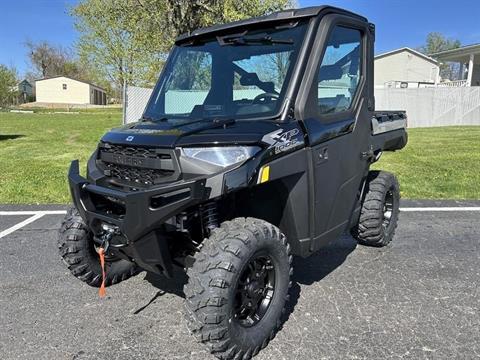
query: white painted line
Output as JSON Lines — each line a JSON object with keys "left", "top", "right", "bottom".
{"left": 400, "top": 207, "right": 480, "bottom": 212}
{"left": 0, "top": 206, "right": 478, "bottom": 239}
{"left": 0, "top": 210, "right": 67, "bottom": 216}
{"left": 0, "top": 213, "right": 45, "bottom": 239}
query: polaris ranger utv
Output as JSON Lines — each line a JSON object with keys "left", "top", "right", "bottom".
{"left": 59, "top": 5, "right": 407, "bottom": 359}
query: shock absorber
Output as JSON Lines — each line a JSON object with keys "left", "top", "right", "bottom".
{"left": 201, "top": 201, "right": 219, "bottom": 235}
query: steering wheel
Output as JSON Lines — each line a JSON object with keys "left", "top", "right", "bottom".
{"left": 252, "top": 92, "right": 279, "bottom": 104}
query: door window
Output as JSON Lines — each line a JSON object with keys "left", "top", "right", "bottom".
{"left": 317, "top": 26, "right": 362, "bottom": 115}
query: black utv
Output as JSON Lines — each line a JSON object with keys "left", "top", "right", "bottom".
{"left": 59, "top": 5, "right": 407, "bottom": 359}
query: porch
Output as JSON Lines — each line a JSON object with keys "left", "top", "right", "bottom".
{"left": 431, "top": 43, "right": 480, "bottom": 86}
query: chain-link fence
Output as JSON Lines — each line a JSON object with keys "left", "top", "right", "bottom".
{"left": 124, "top": 86, "right": 153, "bottom": 124}
{"left": 124, "top": 86, "right": 263, "bottom": 123}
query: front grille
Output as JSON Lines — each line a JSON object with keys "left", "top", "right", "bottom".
{"left": 98, "top": 143, "right": 177, "bottom": 186}
{"left": 105, "top": 163, "right": 174, "bottom": 185}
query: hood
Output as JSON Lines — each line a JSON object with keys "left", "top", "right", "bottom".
{"left": 101, "top": 119, "right": 286, "bottom": 148}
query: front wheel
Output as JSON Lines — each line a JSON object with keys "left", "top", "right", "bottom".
{"left": 184, "top": 218, "right": 292, "bottom": 359}
{"left": 351, "top": 170, "right": 400, "bottom": 247}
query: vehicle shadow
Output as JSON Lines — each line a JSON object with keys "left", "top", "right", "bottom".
{"left": 139, "top": 235, "right": 357, "bottom": 319}
{"left": 281, "top": 235, "right": 357, "bottom": 324}
{"left": 144, "top": 266, "right": 188, "bottom": 298}
{"left": 293, "top": 234, "right": 357, "bottom": 286}
{"left": 133, "top": 268, "right": 188, "bottom": 314}
{"left": 0, "top": 134, "right": 25, "bottom": 141}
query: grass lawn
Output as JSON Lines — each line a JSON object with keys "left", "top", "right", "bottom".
{"left": 0, "top": 111, "right": 479, "bottom": 203}
{"left": 0, "top": 111, "right": 121, "bottom": 204}
{"left": 373, "top": 126, "right": 480, "bottom": 200}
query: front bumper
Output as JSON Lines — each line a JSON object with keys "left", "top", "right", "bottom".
{"left": 68, "top": 160, "right": 207, "bottom": 276}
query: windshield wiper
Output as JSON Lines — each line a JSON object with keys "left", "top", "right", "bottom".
{"left": 218, "top": 35, "right": 293, "bottom": 46}
{"left": 177, "top": 118, "right": 236, "bottom": 138}
{"left": 141, "top": 115, "right": 168, "bottom": 122}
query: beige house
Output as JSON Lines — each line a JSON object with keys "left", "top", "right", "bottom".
{"left": 36, "top": 76, "right": 107, "bottom": 105}
{"left": 374, "top": 48, "right": 440, "bottom": 88}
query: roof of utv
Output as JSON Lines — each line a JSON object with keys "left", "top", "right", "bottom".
{"left": 175, "top": 6, "right": 367, "bottom": 45}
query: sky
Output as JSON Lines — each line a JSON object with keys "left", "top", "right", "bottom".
{"left": 1, "top": 0, "right": 480, "bottom": 77}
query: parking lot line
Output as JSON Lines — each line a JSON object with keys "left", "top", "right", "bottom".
{"left": 400, "top": 207, "right": 480, "bottom": 212}
{"left": 0, "top": 213, "right": 45, "bottom": 239}
{"left": 0, "top": 210, "right": 67, "bottom": 216}
{"left": 0, "top": 207, "right": 479, "bottom": 239}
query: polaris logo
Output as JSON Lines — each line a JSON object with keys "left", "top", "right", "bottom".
{"left": 125, "top": 136, "right": 134, "bottom": 142}
{"left": 112, "top": 154, "right": 144, "bottom": 167}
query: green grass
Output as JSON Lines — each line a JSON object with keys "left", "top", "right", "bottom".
{"left": 0, "top": 111, "right": 121, "bottom": 204}
{"left": 0, "top": 111, "right": 479, "bottom": 203}
{"left": 373, "top": 126, "right": 480, "bottom": 200}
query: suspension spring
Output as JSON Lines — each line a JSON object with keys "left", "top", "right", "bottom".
{"left": 201, "top": 201, "right": 219, "bottom": 234}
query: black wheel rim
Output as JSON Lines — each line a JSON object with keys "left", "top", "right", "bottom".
{"left": 383, "top": 189, "right": 394, "bottom": 230}
{"left": 233, "top": 254, "right": 276, "bottom": 327}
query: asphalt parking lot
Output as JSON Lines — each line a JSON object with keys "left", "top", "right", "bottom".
{"left": 1, "top": 201, "right": 479, "bottom": 360}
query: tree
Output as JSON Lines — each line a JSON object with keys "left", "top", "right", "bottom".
{"left": 418, "top": 32, "right": 461, "bottom": 81}
{"left": 71, "top": 0, "right": 295, "bottom": 93}
{"left": 26, "top": 41, "right": 77, "bottom": 78}
{"left": 25, "top": 40, "right": 114, "bottom": 98}
{"left": 418, "top": 32, "right": 461, "bottom": 55}
{"left": 0, "top": 65, "right": 18, "bottom": 107}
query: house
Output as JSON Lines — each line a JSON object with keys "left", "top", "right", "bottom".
{"left": 430, "top": 43, "right": 480, "bottom": 87}
{"left": 35, "top": 76, "right": 107, "bottom": 105}
{"left": 374, "top": 47, "right": 440, "bottom": 88}
{"left": 18, "top": 80, "right": 34, "bottom": 102}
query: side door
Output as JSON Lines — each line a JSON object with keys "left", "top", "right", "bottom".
{"left": 295, "top": 15, "right": 374, "bottom": 251}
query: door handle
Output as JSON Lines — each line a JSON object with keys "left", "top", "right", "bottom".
{"left": 361, "top": 145, "right": 374, "bottom": 160}
{"left": 316, "top": 147, "right": 328, "bottom": 165}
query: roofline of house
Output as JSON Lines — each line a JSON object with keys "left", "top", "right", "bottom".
{"left": 18, "top": 79, "right": 32, "bottom": 86}
{"left": 374, "top": 47, "right": 438, "bottom": 65}
{"left": 430, "top": 43, "right": 480, "bottom": 58}
{"left": 35, "top": 76, "right": 106, "bottom": 92}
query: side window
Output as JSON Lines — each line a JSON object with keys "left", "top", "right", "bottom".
{"left": 317, "top": 26, "right": 362, "bottom": 115}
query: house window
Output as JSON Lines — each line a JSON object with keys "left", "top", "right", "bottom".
{"left": 62, "top": 84, "right": 67, "bottom": 90}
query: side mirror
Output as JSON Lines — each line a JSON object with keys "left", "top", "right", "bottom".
{"left": 240, "top": 73, "right": 275, "bottom": 93}
{"left": 319, "top": 64, "right": 343, "bottom": 81}
{"left": 240, "top": 72, "right": 261, "bottom": 86}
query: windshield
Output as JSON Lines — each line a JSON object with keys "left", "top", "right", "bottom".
{"left": 143, "top": 21, "right": 308, "bottom": 122}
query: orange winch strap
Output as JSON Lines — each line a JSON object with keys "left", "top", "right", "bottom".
{"left": 98, "top": 247, "right": 107, "bottom": 298}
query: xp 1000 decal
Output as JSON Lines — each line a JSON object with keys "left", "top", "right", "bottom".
{"left": 262, "top": 125, "right": 304, "bottom": 156}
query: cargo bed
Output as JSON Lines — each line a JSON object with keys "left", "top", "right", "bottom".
{"left": 371, "top": 111, "right": 408, "bottom": 152}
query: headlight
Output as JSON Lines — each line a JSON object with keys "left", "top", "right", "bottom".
{"left": 182, "top": 146, "right": 261, "bottom": 168}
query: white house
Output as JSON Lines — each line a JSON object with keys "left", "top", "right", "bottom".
{"left": 374, "top": 47, "right": 440, "bottom": 88}
{"left": 35, "top": 76, "right": 107, "bottom": 105}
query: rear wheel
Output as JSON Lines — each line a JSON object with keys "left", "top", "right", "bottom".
{"left": 58, "top": 207, "right": 139, "bottom": 287}
{"left": 184, "top": 218, "right": 292, "bottom": 359}
{"left": 351, "top": 171, "right": 400, "bottom": 247}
